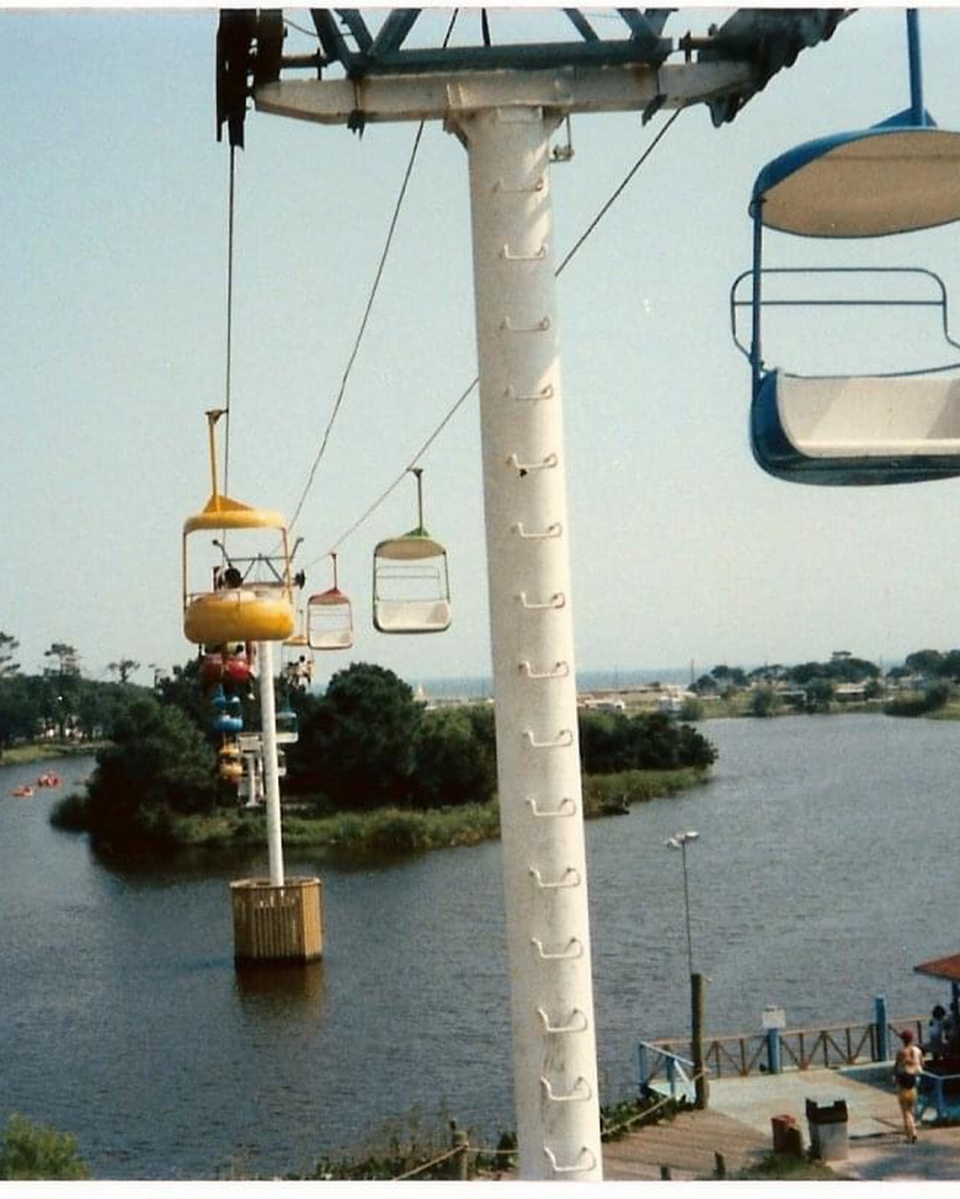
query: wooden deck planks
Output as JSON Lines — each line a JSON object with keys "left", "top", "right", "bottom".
{"left": 603, "top": 1108, "right": 770, "bottom": 1180}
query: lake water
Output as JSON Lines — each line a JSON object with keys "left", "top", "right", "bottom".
{"left": 1, "top": 714, "right": 957, "bottom": 1179}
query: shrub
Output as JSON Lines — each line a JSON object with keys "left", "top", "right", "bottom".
{"left": 0, "top": 1113, "right": 90, "bottom": 1180}
{"left": 884, "top": 682, "right": 951, "bottom": 717}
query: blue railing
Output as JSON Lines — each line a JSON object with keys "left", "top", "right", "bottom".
{"left": 918, "top": 1068, "right": 960, "bottom": 1123}
{"left": 638, "top": 1040, "right": 698, "bottom": 1104}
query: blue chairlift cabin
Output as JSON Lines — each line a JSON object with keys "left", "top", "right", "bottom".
{"left": 211, "top": 686, "right": 244, "bottom": 734}
{"left": 731, "top": 10, "right": 960, "bottom": 485}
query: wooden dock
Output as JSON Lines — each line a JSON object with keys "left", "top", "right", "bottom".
{"left": 602, "top": 1108, "right": 769, "bottom": 1180}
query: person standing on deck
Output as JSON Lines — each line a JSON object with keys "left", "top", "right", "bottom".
{"left": 894, "top": 1028, "right": 924, "bottom": 1142}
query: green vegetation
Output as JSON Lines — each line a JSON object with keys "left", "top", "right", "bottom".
{"left": 50, "top": 659, "right": 716, "bottom": 856}
{"left": 0, "top": 1113, "right": 90, "bottom": 1181}
{"left": 734, "top": 1150, "right": 837, "bottom": 1181}
{"left": 884, "top": 681, "right": 950, "bottom": 717}
{"left": 0, "top": 631, "right": 148, "bottom": 758}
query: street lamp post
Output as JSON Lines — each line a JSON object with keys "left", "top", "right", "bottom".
{"left": 665, "top": 830, "right": 707, "bottom": 1109}
{"left": 666, "top": 830, "right": 698, "bottom": 976}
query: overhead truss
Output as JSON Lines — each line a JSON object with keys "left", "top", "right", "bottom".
{"left": 217, "top": 7, "right": 849, "bottom": 145}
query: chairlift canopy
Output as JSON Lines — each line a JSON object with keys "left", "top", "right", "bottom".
{"left": 753, "top": 123, "right": 960, "bottom": 238}
{"left": 374, "top": 531, "right": 447, "bottom": 561}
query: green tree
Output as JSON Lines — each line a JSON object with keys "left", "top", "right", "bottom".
{"left": 579, "top": 710, "right": 716, "bottom": 772}
{"left": 905, "top": 649, "right": 945, "bottom": 677}
{"left": 0, "top": 675, "right": 43, "bottom": 751}
{"left": 83, "top": 694, "right": 217, "bottom": 843}
{"left": 0, "top": 1113, "right": 89, "bottom": 1180}
{"left": 294, "top": 663, "right": 423, "bottom": 810}
{"left": 804, "top": 678, "right": 835, "bottom": 713}
{"left": 0, "top": 631, "right": 20, "bottom": 677}
{"left": 412, "top": 707, "right": 497, "bottom": 808}
{"left": 42, "top": 642, "right": 81, "bottom": 740}
{"left": 107, "top": 657, "right": 140, "bottom": 684}
{"left": 679, "top": 695, "right": 705, "bottom": 721}
{"left": 711, "top": 664, "right": 747, "bottom": 688}
{"left": 748, "top": 686, "right": 781, "bottom": 718}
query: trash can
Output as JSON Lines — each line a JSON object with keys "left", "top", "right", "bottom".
{"left": 805, "top": 1099, "right": 848, "bottom": 1161}
{"left": 771, "top": 1114, "right": 803, "bottom": 1157}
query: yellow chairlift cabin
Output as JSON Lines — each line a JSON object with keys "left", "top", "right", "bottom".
{"left": 218, "top": 740, "right": 243, "bottom": 783}
{"left": 183, "top": 410, "right": 295, "bottom": 646}
{"left": 373, "top": 468, "right": 451, "bottom": 634}
{"left": 307, "top": 553, "right": 354, "bottom": 651}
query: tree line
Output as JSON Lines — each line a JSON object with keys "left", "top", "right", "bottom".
{"left": 46, "top": 657, "right": 716, "bottom": 847}
{"left": 0, "top": 634, "right": 143, "bottom": 753}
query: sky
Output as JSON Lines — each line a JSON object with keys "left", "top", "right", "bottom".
{"left": 5, "top": 5, "right": 960, "bottom": 691}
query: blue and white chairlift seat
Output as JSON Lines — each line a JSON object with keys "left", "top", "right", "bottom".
{"left": 735, "top": 107, "right": 960, "bottom": 486}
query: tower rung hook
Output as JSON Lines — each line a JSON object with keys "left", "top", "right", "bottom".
{"left": 517, "top": 590, "right": 566, "bottom": 610}
{"left": 500, "top": 243, "right": 548, "bottom": 261}
{"left": 536, "top": 1006, "right": 589, "bottom": 1034}
{"left": 540, "top": 1076, "right": 593, "bottom": 1103}
{"left": 522, "top": 728, "right": 574, "bottom": 749}
{"left": 493, "top": 176, "right": 545, "bottom": 194}
{"left": 504, "top": 383, "right": 554, "bottom": 402}
{"left": 501, "top": 316, "right": 551, "bottom": 333}
{"left": 513, "top": 522, "right": 562, "bottom": 540}
{"left": 529, "top": 866, "right": 582, "bottom": 890}
{"left": 526, "top": 796, "right": 577, "bottom": 818}
{"left": 531, "top": 936, "right": 583, "bottom": 961}
{"left": 518, "top": 660, "right": 569, "bottom": 680}
{"left": 507, "top": 452, "right": 559, "bottom": 474}
{"left": 543, "top": 1146, "right": 598, "bottom": 1175}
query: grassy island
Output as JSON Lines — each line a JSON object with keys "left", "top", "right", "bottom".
{"left": 49, "top": 662, "right": 717, "bottom": 859}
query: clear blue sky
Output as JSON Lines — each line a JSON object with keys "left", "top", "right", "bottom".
{"left": 4, "top": 6, "right": 960, "bottom": 690}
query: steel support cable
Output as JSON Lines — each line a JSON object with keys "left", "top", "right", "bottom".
{"left": 287, "top": 8, "right": 461, "bottom": 535}
{"left": 223, "top": 143, "right": 237, "bottom": 498}
{"left": 310, "top": 105, "right": 686, "bottom": 566}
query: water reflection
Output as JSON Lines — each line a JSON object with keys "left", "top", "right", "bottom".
{"left": 234, "top": 960, "right": 327, "bottom": 1006}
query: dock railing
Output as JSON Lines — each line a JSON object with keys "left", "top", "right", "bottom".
{"left": 639, "top": 1013, "right": 925, "bottom": 1090}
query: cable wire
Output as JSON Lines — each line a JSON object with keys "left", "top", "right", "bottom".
{"left": 314, "top": 106, "right": 686, "bottom": 562}
{"left": 287, "top": 8, "right": 460, "bottom": 535}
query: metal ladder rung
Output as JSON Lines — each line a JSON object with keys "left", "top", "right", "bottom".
{"left": 504, "top": 383, "right": 555, "bottom": 402}
{"left": 526, "top": 796, "right": 577, "bottom": 818}
{"left": 529, "top": 865, "right": 581, "bottom": 890}
{"left": 506, "top": 451, "right": 559, "bottom": 474}
{"left": 531, "top": 936, "right": 583, "bottom": 961}
{"left": 518, "top": 659, "right": 569, "bottom": 680}
{"left": 517, "top": 590, "right": 565, "bottom": 610}
{"left": 540, "top": 1075, "right": 593, "bottom": 1103}
{"left": 543, "top": 1146, "right": 597, "bottom": 1175}
{"left": 513, "top": 522, "right": 562, "bottom": 540}
{"left": 501, "top": 316, "right": 551, "bottom": 333}
{"left": 522, "top": 728, "right": 573, "bottom": 749}
{"left": 536, "top": 1006, "right": 589, "bottom": 1034}
{"left": 493, "top": 176, "right": 545, "bottom": 194}
{"left": 500, "top": 243, "right": 548, "bottom": 261}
